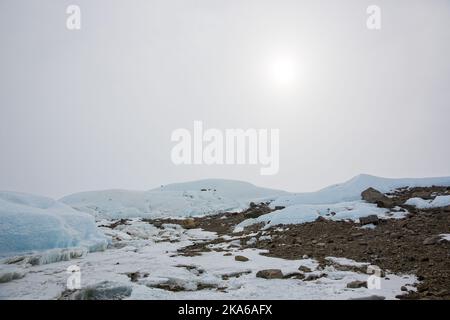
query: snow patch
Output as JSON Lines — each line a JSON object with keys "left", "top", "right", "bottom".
{"left": 235, "top": 201, "right": 393, "bottom": 230}
{"left": 405, "top": 195, "right": 450, "bottom": 209}
{"left": 325, "top": 257, "right": 369, "bottom": 268}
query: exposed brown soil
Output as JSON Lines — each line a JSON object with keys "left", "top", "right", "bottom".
{"left": 144, "top": 202, "right": 275, "bottom": 235}
{"left": 252, "top": 209, "right": 450, "bottom": 299}
{"left": 386, "top": 186, "right": 450, "bottom": 202}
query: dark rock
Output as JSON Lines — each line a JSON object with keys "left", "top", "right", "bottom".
{"left": 283, "top": 272, "right": 305, "bottom": 279}
{"left": 435, "top": 289, "right": 449, "bottom": 297}
{"left": 234, "top": 255, "right": 249, "bottom": 262}
{"left": 346, "top": 280, "right": 368, "bottom": 289}
{"left": 298, "top": 266, "right": 312, "bottom": 273}
{"left": 256, "top": 269, "right": 283, "bottom": 279}
{"left": 221, "top": 270, "right": 252, "bottom": 280}
{"left": 423, "top": 235, "right": 441, "bottom": 245}
{"left": 361, "top": 188, "right": 394, "bottom": 207}
{"left": 351, "top": 233, "right": 364, "bottom": 238}
{"left": 102, "top": 219, "right": 129, "bottom": 229}
{"left": 316, "top": 242, "right": 326, "bottom": 247}
{"left": 359, "top": 215, "right": 379, "bottom": 225}
{"left": 350, "top": 295, "right": 385, "bottom": 300}
{"left": 304, "top": 273, "right": 326, "bottom": 281}
{"left": 361, "top": 187, "right": 385, "bottom": 202}
{"left": 315, "top": 216, "right": 327, "bottom": 222}
{"left": 126, "top": 272, "right": 144, "bottom": 282}
{"left": 182, "top": 219, "right": 197, "bottom": 229}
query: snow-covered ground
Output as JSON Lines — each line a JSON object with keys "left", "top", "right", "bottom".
{"left": 0, "top": 219, "right": 416, "bottom": 300}
{"left": 2, "top": 174, "right": 450, "bottom": 299}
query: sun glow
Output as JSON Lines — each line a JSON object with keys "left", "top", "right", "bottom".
{"left": 267, "top": 54, "right": 299, "bottom": 89}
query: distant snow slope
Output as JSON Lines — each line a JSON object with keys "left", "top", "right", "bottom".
{"left": 0, "top": 192, "right": 107, "bottom": 257}
{"left": 238, "top": 174, "right": 450, "bottom": 230}
{"left": 157, "top": 179, "right": 286, "bottom": 201}
{"left": 60, "top": 179, "right": 287, "bottom": 219}
{"left": 271, "top": 174, "right": 450, "bottom": 207}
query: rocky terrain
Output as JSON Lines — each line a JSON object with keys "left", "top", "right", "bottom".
{"left": 146, "top": 186, "right": 450, "bottom": 299}
{"left": 1, "top": 177, "right": 449, "bottom": 300}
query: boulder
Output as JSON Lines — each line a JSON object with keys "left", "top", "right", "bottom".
{"left": 361, "top": 187, "right": 386, "bottom": 202}
{"left": 359, "top": 215, "right": 379, "bottom": 225}
{"left": 182, "top": 219, "right": 197, "bottom": 229}
{"left": 316, "top": 242, "right": 326, "bottom": 247}
{"left": 282, "top": 272, "right": 305, "bottom": 279}
{"left": 304, "top": 273, "right": 326, "bottom": 281}
{"left": 346, "top": 280, "right": 368, "bottom": 289}
{"left": 234, "top": 255, "right": 249, "bottom": 262}
{"left": 361, "top": 188, "right": 394, "bottom": 208}
{"left": 298, "top": 266, "right": 312, "bottom": 273}
{"left": 256, "top": 269, "right": 283, "bottom": 279}
{"left": 423, "top": 235, "right": 441, "bottom": 245}
{"left": 350, "top": 295, "right": 385, "bottom": 300}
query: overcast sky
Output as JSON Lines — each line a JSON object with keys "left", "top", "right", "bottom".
{"left": 1, "top": 0, "right": 450, "bottom": 198}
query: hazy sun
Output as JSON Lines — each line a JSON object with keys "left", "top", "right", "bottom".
{"left": 267, "top": 55, "right": 298, "bottom": 89}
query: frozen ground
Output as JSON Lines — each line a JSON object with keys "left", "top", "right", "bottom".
{"left": 2, "top": 174, "right": 449, "bottom": 299}
{"left": 0, "top": 219, "right": 416, "bottom": 300}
